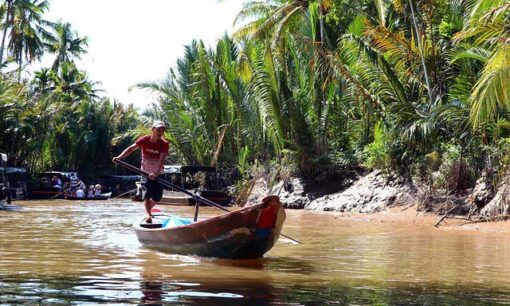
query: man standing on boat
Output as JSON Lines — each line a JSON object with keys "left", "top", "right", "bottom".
{"left": 113, "top": 121, "right": 169, "bottom": 223}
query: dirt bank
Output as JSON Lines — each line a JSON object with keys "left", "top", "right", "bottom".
{"left": 333, "top": 205, "right": 510, "bottom": 233}
{"left": 244, "top": 169, "right": 510, "bottom": 227}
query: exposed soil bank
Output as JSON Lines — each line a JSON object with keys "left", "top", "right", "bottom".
{"left": 246, "top": 169, "right": 510, "bottom": 223}
{"left": 306, "top": 170, "right": 414, "bottom": 213}
{"left": 333, "top": 206, "right": 510, "bottom": 233}
{"left": 248, "top": 170, "right": 415, "bottom": 212}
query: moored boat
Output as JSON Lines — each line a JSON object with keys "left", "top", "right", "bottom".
{"left": 131, "top": 165, "right": 231, "bottom": 206}
{"left": 0, "top": 153, "right": 21, "bottom": 210}
{"left": 133, "top": 195, "right": 285, "bottom": 259}
{"left": 30, "top": 171, "right": 77, "bottom": 199}
{"left": 159, "top": 190, "right": 194, "bottom": 205}
{"left": 66, "top": 192, "right": 112, "bottom": 200}
{"left": 0, "top": 167, "right": 28, "bottom": 200}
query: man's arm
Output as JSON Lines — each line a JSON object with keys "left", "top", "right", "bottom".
{"left": 113, "top": 143, "right": 138, "bottom": 161}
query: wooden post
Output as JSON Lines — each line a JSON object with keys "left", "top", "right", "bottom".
{"left": 193, "top": 199, "right": 200, "bottom": 222}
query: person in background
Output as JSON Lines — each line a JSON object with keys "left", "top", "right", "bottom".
{"left": 113, "top": 120, "right": 169, "bottom": 223}
{"left": 94, "top": 184, "right": 102, "bottom": 197}
{"left": 87, "top": 185, "right": 95, "bottom": 198}
{"left": 51, "top": 175, "right": 62, "bottom": 189}
{"left": 69, "top": 174, "right": 78, "bottom": 197}
{"left": 78, "top": 179, "right": 86, "bottom": 192}
{"left": 76, "top": 188, "right": 85, "bottom": 198}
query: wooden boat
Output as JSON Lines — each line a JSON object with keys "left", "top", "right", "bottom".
{"left": 133, "top": 196, "right": 286, "bottom": 259}
{"left": 0, "top": 202, "right": 22, "bottom": 211}
{"left": 131, "top": 165, "right": 231, "bottom": 206}
{"left": 30, "top": 171, "right": 77, "bottom": 199}
{"left": 159, "top": 190, "right": 194, "bottom": 206}
{"left": 66, "top": 192, "right": 112, "bottom": 200}
{"left": 131, "top": 183, "right": 193, "bottom": 205}
{"left": 133, "top": 186, "right": 231, "bottom": 206}
{"left": 0, "top": 153, "right": 20, "bottom": 209}
{"left": 0, "top": 166, "right": 28, "bottom": 200}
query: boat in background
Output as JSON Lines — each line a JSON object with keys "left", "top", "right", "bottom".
{"left": 65, "top": 192, "right": 112, "bottom": 201}
{"left": 0, "top": 167, "right": 28, "bottom": 200}
{"left": 132, "top": 165, "right": 231, "bottom": 206}
{"left": 0, "top": 153, "right": 21, "bottom": 210}
{"left": 133, "top": 196, "right": 285, "bottom": 259}
{"left": 100, "top": 175, "right": 140, "bottom": 197}
{"left": 30, "top": 171, "right": 77, "bottom": 199}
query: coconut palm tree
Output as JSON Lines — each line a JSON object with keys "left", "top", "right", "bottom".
{"left": 8, "top": 0, "right": 48, "bottom": 66}
{"left": 50, "top": 62, "right": 100, "bottom": 103}
{"left": 454, "top": 0, "right": 510, "bottom": 127}
{"left": 235, "top": 0, "right": 338, "bottom": 157}
{"left": 137, "top": 38, "right": 253, "bottom": 165}
{"left": 43, "top": 21, "right": 88, "bottom": 71}
{"left": 0, "top": 0, "right": 49, "bottom": 67}
{"left": 0, "top": 0, "right": 14, "bottom": 66}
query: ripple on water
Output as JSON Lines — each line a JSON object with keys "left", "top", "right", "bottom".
{"left": 3, "top": 200, "right": 510, "bottom": 304}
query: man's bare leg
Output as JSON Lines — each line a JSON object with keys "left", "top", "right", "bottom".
{"left": 144, "top": 198, "right": 156, "bottom": 223}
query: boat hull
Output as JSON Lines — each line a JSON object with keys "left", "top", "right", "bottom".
{"left": 134, "top": 196, "right": 285, "bottom": 259}
{"left": 30, "top": 188, "right": 62, "bottom": 199}
{"left": 132, "top": 189, "right": 231, "bottom": 206}
{"left": 0, "top": 201, "right": 22, "bottom": 211}
{"left": 65, "top": 192, "right": 112, "bottom": 201}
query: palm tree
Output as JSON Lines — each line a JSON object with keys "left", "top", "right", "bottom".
{"left": 0, "top": 0, "right": 14, "bottom": 66}
{"left": 32, "top": 66, "right": 56, "bottom": 93}
{"left": 234, "top": 0, "right": 337, "bottom": 156}
{"left": 8, "top": 0, "right": 49, "bottom": 66}
{"left": 55, "top": 62, "right": 100, "bottom": 103}
{"left": 0, "top": 0, "right": 49, "bottom": 67}
{"left": 43, "top": 21, "right": 88, "bottom": 71}
{"left": 454, "top": 0, "right": 510, "bottom": 127}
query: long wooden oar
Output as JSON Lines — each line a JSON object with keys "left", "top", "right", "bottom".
{"left": 112, "top": 188, "right": 137, "bottom": 199}
{"left": 50, "top": 187, "right": 71, "bottom": 200}
{"left": 113, "top": 159, "right": 301, "bottom": 244}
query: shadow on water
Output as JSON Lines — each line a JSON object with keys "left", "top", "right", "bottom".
{"left": 138, "top": 274, "right": 277, "bottom": 306}
{"left": 210, "top": 256, "right": 317, "bottom": 274}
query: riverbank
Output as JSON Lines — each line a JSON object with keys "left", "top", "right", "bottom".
{"left": 246, "top": 168, "right": 510, "bottom": 225}
{"left": 248, "top": 169, "right": 423, "bottom": 212}
{"left": 326, "top": 205, "right": 510, "bottom": 233}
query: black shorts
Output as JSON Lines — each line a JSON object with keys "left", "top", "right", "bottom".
{"left": 141, "top": 176, "right": 163, "bottom": 202}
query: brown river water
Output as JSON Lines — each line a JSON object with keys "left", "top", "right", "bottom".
{"left": 2, "top": 199, "right": 510, "bottom": 305}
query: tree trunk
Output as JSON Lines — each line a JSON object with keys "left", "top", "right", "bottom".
{"left": 455, "top": 146, "right": 463, "bottom": 192}
{"left": 0, "top": 0, "right": 13, "bottom": 67}
{"left": 317, "top": 0, "right": 328, "bottom": 154}
{"left": 408, "top": 0, "right": 433, "bottom": 104}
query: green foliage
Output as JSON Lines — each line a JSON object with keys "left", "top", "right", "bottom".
{"left": 237, "top": 146, "right": 250, "bottom": 180}
{"left": 2, "top": 0, "right": 510, "bottom": 192}
{"left": 0, "top": 6, "right": 140, "bottom": 182}
{"left": 361, "top": 121, "right": 390, "bottom": 170}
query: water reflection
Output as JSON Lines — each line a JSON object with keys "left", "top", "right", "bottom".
{"left": 140, "top": 279, "right": 165, "bottom": 305}
{"left": 138, "top": 278, "right": 251, "bottom": 305}
{"left": 3, "top": 200, "right": 510, "bottom": 304}
{"left": 4, "top": 274, "right": 506, "bottom": 305}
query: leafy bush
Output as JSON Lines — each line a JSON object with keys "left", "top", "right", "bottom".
{"left": 361, "top": 122, "right": 390, "bottom": 170}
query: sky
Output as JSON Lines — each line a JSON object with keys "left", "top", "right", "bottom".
{"left": 35, "top": 0, "right": 245, "bottom": 110}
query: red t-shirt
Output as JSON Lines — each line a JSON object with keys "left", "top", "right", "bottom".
{"left": 135, "top": 135, "right": 169, "bottom": 174}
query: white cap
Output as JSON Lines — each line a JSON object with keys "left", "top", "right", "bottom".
{"left": 152, "top": 120, "right": 166, "bottom": 129}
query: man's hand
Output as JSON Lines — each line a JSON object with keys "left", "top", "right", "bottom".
{"left": 148, "top": 173, "right": 156, "bottom": 180}
{"left": 112, "top": 156, "right": 121, "bottom": 162}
